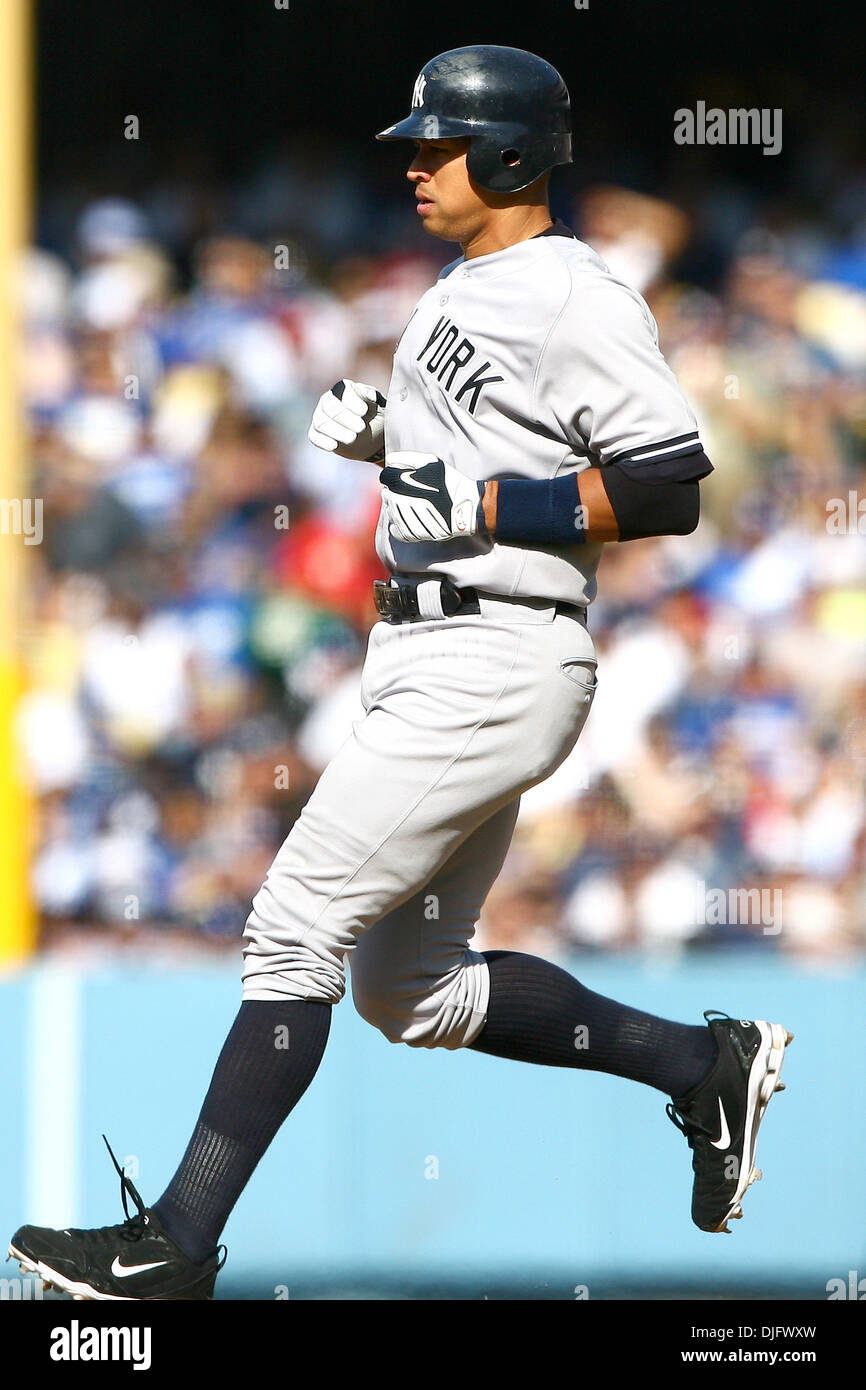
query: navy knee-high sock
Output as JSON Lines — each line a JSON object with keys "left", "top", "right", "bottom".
{"left": 469, "top": 951, "right": 717, "bottom": 1097}
{"left": 152, "top": 1000, "right": 331, "bottom": 1263}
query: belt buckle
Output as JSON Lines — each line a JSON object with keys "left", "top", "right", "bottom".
{"left": 373, "top": 580, "right": 421, "bottom": 622}
{"left": 373, "top": 580, "right": 402, "bottom": 622}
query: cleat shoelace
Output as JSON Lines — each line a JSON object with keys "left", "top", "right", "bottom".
{"left": 101, "top": 1134, "right": 150, "bottom": 1244}
{"left": 665, "top": 1009, "right": 739, "bottom": 1152}
{"left": 665, "top": 1102, "right": 713, "bottom": 1149}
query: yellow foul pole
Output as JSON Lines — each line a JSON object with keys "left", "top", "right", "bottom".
{"left": 0, "top": 0, "right": 35, "bottom": 963}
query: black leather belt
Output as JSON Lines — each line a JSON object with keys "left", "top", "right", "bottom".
{"left": 373, "top": 577, "right": 587, "bottom": 625}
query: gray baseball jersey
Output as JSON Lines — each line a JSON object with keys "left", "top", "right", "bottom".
{"left": 376, "top": 222, "right": 702, "bottom": 605}
{"left": 242, "top": 223, "right": 694, "bottom": 1044}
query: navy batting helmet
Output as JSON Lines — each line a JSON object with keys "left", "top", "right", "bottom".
{"left": 376, "top": 45, "right": 572, "bottom": 194}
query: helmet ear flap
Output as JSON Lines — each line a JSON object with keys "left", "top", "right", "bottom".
{"left": 466, "top": 142, "right": 526, "bottom": 191}
{"left": 467, "top": 133, "right": 563, "bottom": 195}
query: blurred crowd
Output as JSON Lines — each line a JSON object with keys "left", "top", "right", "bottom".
{"left": 16, "top": 151, "right": 866, "bottom": 963}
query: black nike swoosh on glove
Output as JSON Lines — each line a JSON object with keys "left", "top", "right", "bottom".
{"left": 379, "top": 459, "right": 451, "bottom": 527}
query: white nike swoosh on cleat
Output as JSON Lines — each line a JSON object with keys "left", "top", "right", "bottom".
{"left": 110, "top": 1256, "right": 169, "bottom": 1278}
{"left": 397, "top": 468, "right": 440, "bottom": 493}
{"left": 711, "top": 1096, "right": 731, "bottom": 1150}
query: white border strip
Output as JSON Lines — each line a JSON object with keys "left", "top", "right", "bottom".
{"left": 25, "top": 965, "right": 81, "bottom": 1225}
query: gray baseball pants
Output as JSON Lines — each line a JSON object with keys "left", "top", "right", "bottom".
{"left": 241, "top": 595, "right": 597, "bottom": 1048}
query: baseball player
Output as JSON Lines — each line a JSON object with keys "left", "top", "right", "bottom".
{"left": 10, "top": 45, "right": 791, "bottom": 1301}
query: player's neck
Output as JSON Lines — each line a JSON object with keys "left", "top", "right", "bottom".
{"left": 460, "top": 206, "right": 554, "bottom": 261}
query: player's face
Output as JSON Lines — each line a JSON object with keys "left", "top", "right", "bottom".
{"left": 407, "top": 138, "right": 490, "bottom": 243}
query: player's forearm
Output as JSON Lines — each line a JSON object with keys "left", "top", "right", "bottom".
{"left": 482, "top": 462, "right": 707, "bottom": 544}
{"left": 378, "top": 449, "right": 710, "bottom": 546}
{"left": 480, "top": 473, "right": 619, "bottom": 540}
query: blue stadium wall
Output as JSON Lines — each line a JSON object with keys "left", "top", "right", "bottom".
{"left": 1, "top": 952, "right": 863, "bottom": 1299}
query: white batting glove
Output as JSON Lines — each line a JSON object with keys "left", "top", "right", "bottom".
{"left": 308, "top": 379, "right": 386, "bottom": 462}
{"left": 380, "top": 451, "right": 486, "bottom": 543}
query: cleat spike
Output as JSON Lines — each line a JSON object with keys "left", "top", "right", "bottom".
{"left": 785, "top": 1031, "right": 794, "bottom": 1044}
{"left": 775, "top": 1082, "right": 786, "bottom": 1092}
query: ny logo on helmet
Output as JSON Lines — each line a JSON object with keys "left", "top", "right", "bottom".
{"left": 412, "top": 74, "right": 427, "bottom": 108}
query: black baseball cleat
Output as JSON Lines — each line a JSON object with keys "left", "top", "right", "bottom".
{"left": 667, "top": 1011, "right": 793, "bottom": 1234}
{"left": 8, "top": 1137, "right": 225, "bottom": 1300}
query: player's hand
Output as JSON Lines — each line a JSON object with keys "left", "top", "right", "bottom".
{"left": 380, "top": 452, "right": 486, "bottom": 542}
{"left": 308, "top": 380, "right": 387, "bottom": 462}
